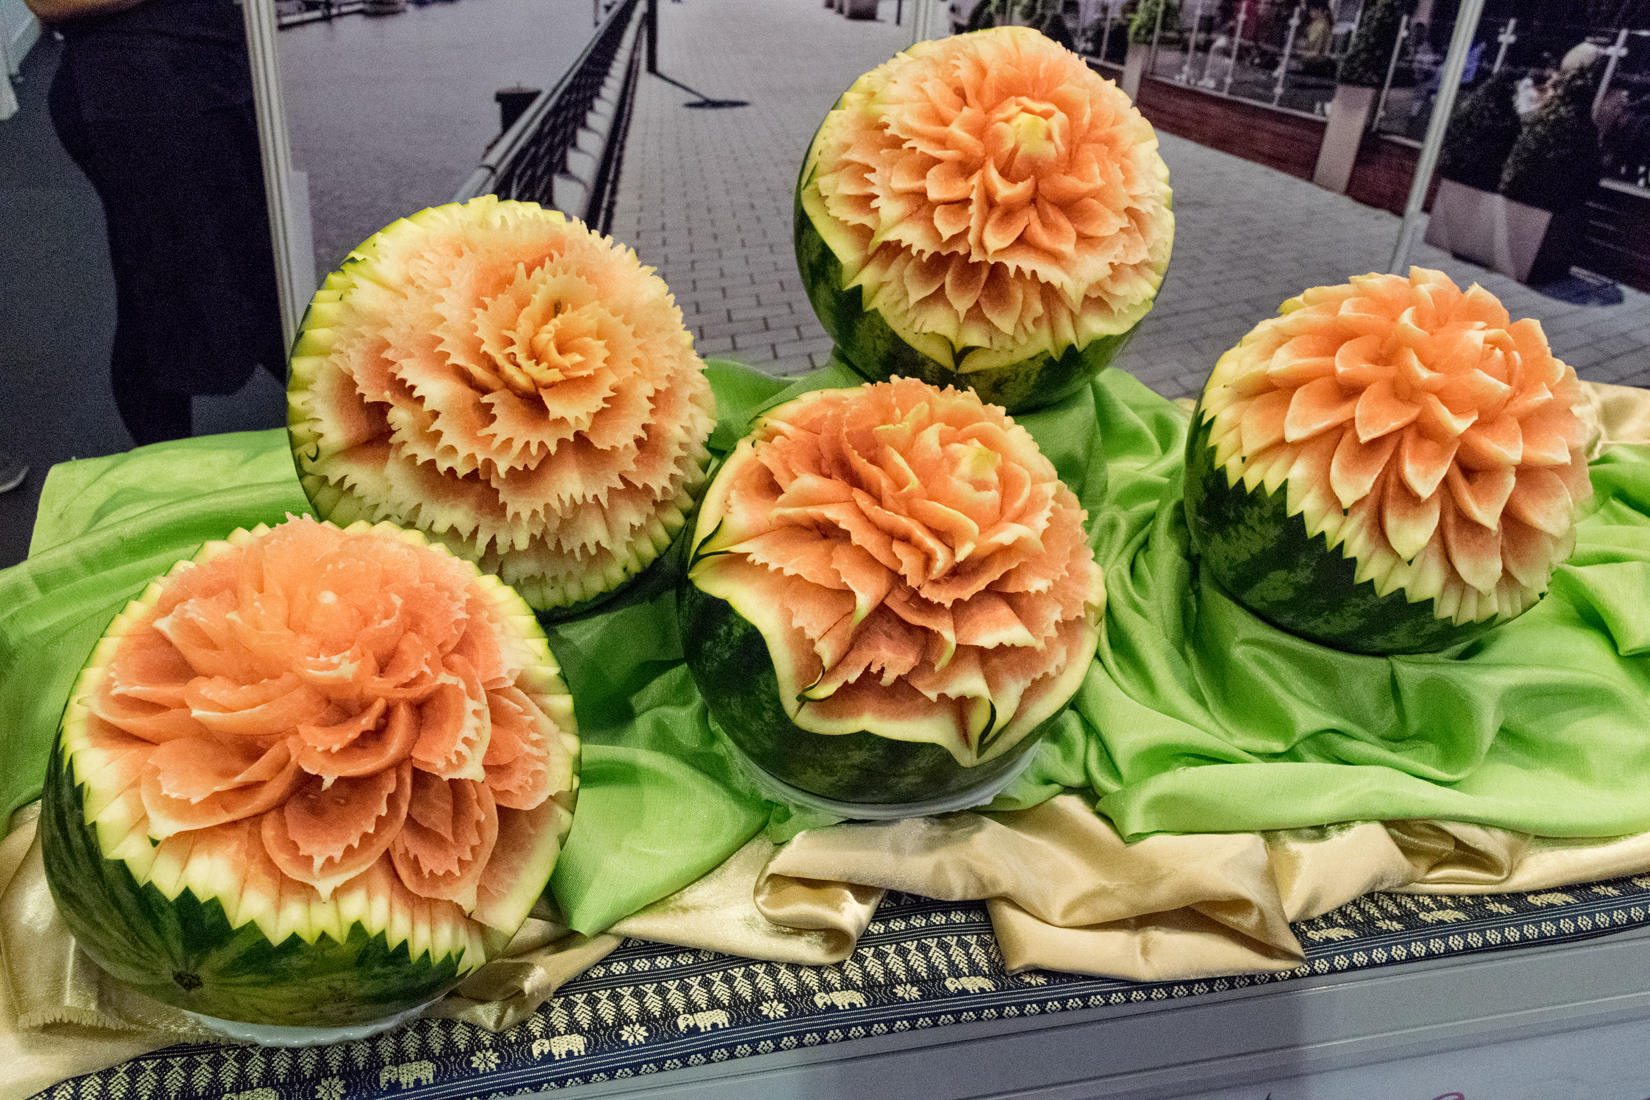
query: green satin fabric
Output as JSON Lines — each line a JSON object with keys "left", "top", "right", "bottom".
{"left": 4, "top": 360, "right": 1649, "bottom": 943}
{"left": 1000, "top": 373, "right": 1650, "bottom": 841}
{"left": 0, "top": 433, "right": 311, "bottom": 832}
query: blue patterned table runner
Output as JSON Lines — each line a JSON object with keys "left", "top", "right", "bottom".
{"left": 32, "top": 870, "right": 1650, "bottom": 1100}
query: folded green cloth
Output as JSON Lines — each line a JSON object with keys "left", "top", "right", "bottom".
{"left": 4, "top": 360, "right": 1649, "bottom": 939}
{"left": 1005, "top": 377, "right": 1650, "bottom": 844}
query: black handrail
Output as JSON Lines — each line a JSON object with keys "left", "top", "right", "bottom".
{"left": 452, "top": 0, "right": 643, "bottom": 233}
{"left": 584, "top": 9, "right": 644, "bottom": 235}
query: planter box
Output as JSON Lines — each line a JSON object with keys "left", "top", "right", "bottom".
{"left": 1312, "top": 84, "right": 1375, "bottom": 194}
{"left": 843, "top": 0, "right": 878, "bottom": 17}
{"left": 1134, "top": 75, "right": 1325, "bottom": 180}
{"left": 1423, "top": 178, "right": 1576, "bottom": 285}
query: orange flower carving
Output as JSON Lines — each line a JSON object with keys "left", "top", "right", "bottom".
{"left": 801, "top": 26, "right": 1173, "bottom": 368}
{"left": 1200, "top": 267, "right": 1593, "bottom": 623}
{"left": 691, "top": 378, "right": 1104, "bottom": 762}
{"left": 290, "top": 197, "right": 716, "bottom": 611}
{"left": 80, "top": 518, "right": 577, "bottom": 935}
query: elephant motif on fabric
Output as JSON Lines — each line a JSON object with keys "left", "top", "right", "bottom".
{"left": 944, "top": 976, "right": 996, "bottom": 993}
{"left": 532, "top": 1035, "right": 588, "bottom": 1059}
{"left": 377, "top": 1061, "right": 436, "bottom": 1088}
{"left": 676, "top": 1009, "right": 730, "bottom": 1032}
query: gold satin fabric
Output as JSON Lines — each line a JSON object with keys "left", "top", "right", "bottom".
{"left": 615, "top": 835, "right": 883, "bottom": 965}
{"left": 1588, "top": 379, "right": 1650, "bottom": 454}
{"left": 9, "top": 381, "right": 1650, "bottom": 1095}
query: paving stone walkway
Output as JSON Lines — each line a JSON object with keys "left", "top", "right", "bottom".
{"left": 608, "top": 0, "right": 1650, "bottom": 398}
{"left": 609, "top": 0, "right": 912, "bottom": 376}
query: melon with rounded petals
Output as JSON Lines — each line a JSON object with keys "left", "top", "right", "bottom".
{"left": 288, "top": 196, "right": 716, "bottom": 613}
{"left": 796, "top": 27, "right": 1174, "bottom": 412}
{"left": 1184, "top": 268, "right": 1593, "bottom": 654}
{"left": 41, "top": 517, "right": 579, "bottom": 1027}
{"left": 682, "top": 377, "right": 1104, "bottom": 805}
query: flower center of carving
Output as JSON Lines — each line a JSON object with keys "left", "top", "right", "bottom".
{"left": 993, "top": 100, "right": 1062, "bottom": 182}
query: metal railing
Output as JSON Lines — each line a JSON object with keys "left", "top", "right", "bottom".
{"left": 452, "top": 0, "right": 644, "bottom": 234}
{"left": 276, "top": 0, "right": 368, "bottom": 29}
{"left": 1082, "top": 0, "right": 1361, "bottom": 118}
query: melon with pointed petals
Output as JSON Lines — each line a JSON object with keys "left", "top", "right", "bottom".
{"left": 40, "top": 517, "right": 579, "bottom": 1027}
{"left": 288, "top": 196, "right": 716, "bottom": 614}
{"left": 796, "top": 27, "right": 1174, "bottom": 412}
{"left": 682, "top": 377, "right": 1104, "bottom": 805}
{"left": 1184, "top": 268, "right": 1593, "bottom": 654}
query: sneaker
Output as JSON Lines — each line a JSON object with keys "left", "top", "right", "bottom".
{"left": 0, "top": 450, "right": 28, "bottom": 494}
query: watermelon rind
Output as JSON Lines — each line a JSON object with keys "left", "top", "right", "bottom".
{"left": 39, "top": 520, "right": 579, "bottom": 1027}
{"left": 1183, "top": 402, "right": 1504, "bottom": 655}
{"left": 41, "top": 738, "right": 480, "bottom": 1028}
{"left": 679, "top": 581, "right": 1057, "bottom": 806}
{"left": 793, "top": 199, "right": 1143, "bottom": 413}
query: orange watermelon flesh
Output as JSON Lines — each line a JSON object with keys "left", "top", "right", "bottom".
{"left": 42, "top": 518, "right": 579, "bottom": 1025}
{"left": 1186, "top": 268, "right": 1593, "bottom": 653}
{"left": 289, "top": 197, "right": 716, "bottom": 613}
{"left": 684, "top": 377, "right": 1104, "bottom": 803}
{"left": 797, "top": 27, "right": 1173, "bottom": 410}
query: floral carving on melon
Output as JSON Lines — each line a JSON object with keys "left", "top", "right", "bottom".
{"left": 1199, "top": 267, "right": 1593, "bottom": 625}
{"left": 80, "top": 517, "right": 577, "bottom": 943}
{"left": 691, "top": 377, "right": 1104, "bottom": 762}
{"left": 290, "top": 197, "right": 716, "bottom": 611}
{"left": 801, "top": 25, "right": 1173, "bottom": 367}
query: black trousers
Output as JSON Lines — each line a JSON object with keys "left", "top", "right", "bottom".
{"left": 47, "top": 0, "right": 285, "bottom": 446}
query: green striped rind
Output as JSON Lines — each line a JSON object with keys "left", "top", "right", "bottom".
{"left": 793, "top": 193, "right": 1141, "bottom": 414}
{"left": 1183, "top": 404, "right": 1502, "bottom": 655}
{"left": 41, "top": 740, "right": 472, "bottom": 1027}
{"left": 678, "top": 581, "right": 1052, "bottom": 805}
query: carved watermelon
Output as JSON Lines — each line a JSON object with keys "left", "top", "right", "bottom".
{"left": 288, "top": 196, "right": 716, "bottom": 614}
{"left": 1184, "top": 268, "right": 1593, "bottom": 654}
{"left": 796, "top": 26, "right": 1174, "bottom": 412}
{"left": 682, "top": 377, "right": 1105, "bottom": 805}
{"left": 40, "top": 517, "right": 579, "bottom": 1027}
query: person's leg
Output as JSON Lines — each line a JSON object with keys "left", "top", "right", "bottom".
{"left": 48, "top": 24, "right": 279, "bottom": 445}
{"left": 47, "top": 46, "right": 192, "bottom": 446}
{"left": 110, "top": 314, "right": 192, "bottom": 446}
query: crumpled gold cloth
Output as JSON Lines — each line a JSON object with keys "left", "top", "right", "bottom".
{"left": 8, "top": 381, "right": 1650, "bottom": 1097}
{"left": 1587, "top": 379, "right": 1650, "bottom": 455}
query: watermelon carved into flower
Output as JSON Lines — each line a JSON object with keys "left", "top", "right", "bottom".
{"left": 801, "top": 26, "right": 1173, "bottom": 370}
{"left": 290, "top": 197, "right": 716, "bottom": 611}
{"left": 82, "top": 518, "right": 577, "bottom": 936}
{"left": 690, "top": 378, "right": 1104, "bottom": 762}
{"left": 1199, "top": 267, "right": 1593, "bottom": 626}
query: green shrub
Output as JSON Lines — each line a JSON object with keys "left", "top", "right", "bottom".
{"left": 967, "top": 0, "right": 1000, "bottom": 32}
{"left": 1128, "top": 0, "right": 1178, "bottom": 45}
{"left": 1500, "top": 62, "right": 1604, "bottom": 212}
{"left": 1437, "top": 69, "right": 1523, "bottom": 192}
{"left": 1338, "top": 0, "right": 1412, "bottom": 88}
